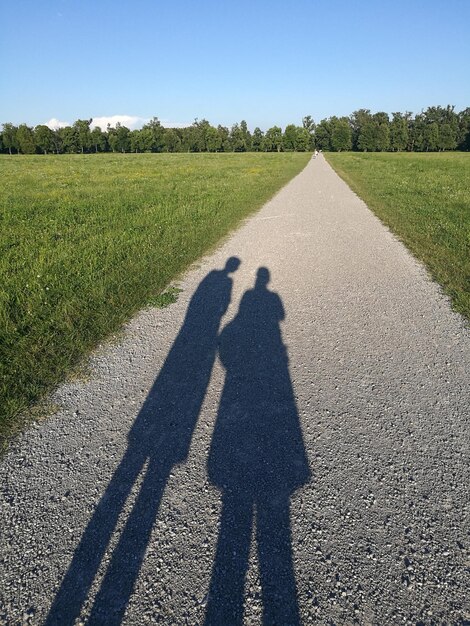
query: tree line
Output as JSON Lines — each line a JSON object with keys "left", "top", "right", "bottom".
{"left": 1, "top": 105, "right": 469, "bottom": 155}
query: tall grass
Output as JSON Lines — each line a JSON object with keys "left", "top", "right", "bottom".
{"left": 0, "top": 152, "right": 310, "bottom": 444}
{"left": 325, "top": 152, "right": 470, "bottom": 322}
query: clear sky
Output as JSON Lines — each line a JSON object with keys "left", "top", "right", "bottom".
{"left": 1, "top": 0, "right": 469, "bottom": 130}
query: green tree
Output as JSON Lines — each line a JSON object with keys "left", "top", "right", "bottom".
{"left": 163, "top": 128, "right": 181, "bottom": 152}
{"left": 34, "top": 125, "right": 54, "bottom": 154}
{"left": 302, "top": 115, "right": 316, "bottom": 149}
{"left": 216, "top": 125, "right": 231, "bottom": 152}
{"left": 251, "top": 127, "right": 264, "bottom": 152}
{"left": 73, "top": 119, "right": 92, "bottom": 153}
{"left": 240, "top": 120, "right": 252, "bottom": 151}
{"left": 423, "top": 122, "right": 439, "bottom": 151}
{"left": 59, "top": 126, "right": 79, "bottom": 153}
{"left": 16, "top": 124, "right": 36, "bottom": 154}
{"left": 409, "top": 114, "right": 426, "bottom": 151}
{"left": 330, "top": 117, "right": 352, "bottom": 151}
{"left": 205, "top": 126, "right": 222, "bottom": 152}
{"left": 350, "top": 109, "right": 372, "bottom": 150}
{"left": 185, "top": 119, "right": 212, "bottom": 152}
{"left": 282, "top": 124, "right": 298, "bottom": 151}
{"left": 263, "top": 126, "right": 283, "bottom": 152}
{"left": 438, "top": 123, "right": 457, "bottom": 151}
{"left": 314, "top": 119, "right": 332, "bottom": 151}
{"left": 142, "top": 117, "right": 165, "bottom": 152}
{"left": 2, "top": 123, "right": 18, "bottom": 154}
{"left": 302, "top": 115, "right": 315, "bottom": 134}
{"left": 373, "top": 112, "right": 390, "bottom": 151}
{"left": 294, "top": 127, "right": 311, "bottom": 151}
{"left": 390, "top": 112, "right": 409, "bottom": 151}
{"left": 90, "top": 126, "right": 107, "bottom": 152}
{"left": 357, "top": 120, "right": 376, "bottom": 151}
{"left": 109, "top": 123, "right": 130, "bottom": 153}
{"left": 230, "top": 123, "right": 247, "bottom": 152}
{"left": 458, "top": 108, "right": 470, "bottom": 150}
{"left": 51, "top": 128, "right": 64, "bottom": 154}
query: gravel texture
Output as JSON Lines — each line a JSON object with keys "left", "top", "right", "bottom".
{"left": 1, "top": 155, "right": 469, "bottom": 625}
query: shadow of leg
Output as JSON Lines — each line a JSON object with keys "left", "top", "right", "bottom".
{"left": 87, "top": 456, "right": 170, "bottom": 625}
{"left": 205, "top": 491, "right": 253, "bottom": 626}
{"left": 257, "top": 494, "right": 300, "bottom": 626}
{"left": 45, "top": 448, "right": 146, "bottom": 626}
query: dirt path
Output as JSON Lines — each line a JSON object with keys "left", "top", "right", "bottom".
{"left": 1, "top": 155, "right": 469, "bottom": 625}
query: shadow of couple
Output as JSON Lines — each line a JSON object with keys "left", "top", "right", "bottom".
{"left": 46, "top": 257, "right": 310, "bottom": 626}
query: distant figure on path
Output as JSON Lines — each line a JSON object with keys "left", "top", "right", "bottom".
{"left": 46, "top": 257, "right": 240, "bottom": 626}
{"left": 205, "top": 267, "right": 311, "bottom": 626}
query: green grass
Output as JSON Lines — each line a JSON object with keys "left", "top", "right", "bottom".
{"left": 0, "top": 152, "right": 310, "bottom": 445}
{"left": 325, "top": 151, "right": 470, "bottom": 322}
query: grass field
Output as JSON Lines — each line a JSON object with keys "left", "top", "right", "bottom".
{"left": 325, "top": 151, "right": 470, "bottom": 322}
{"left": 0, "top": 152, "right": 310, "bottom": 445}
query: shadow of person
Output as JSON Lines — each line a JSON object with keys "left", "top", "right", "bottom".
{"left": 45, "top": 257, "right": 241, "bottom": 626}
{"left": 205, "top": 267, "right": 311, "bottom": 626}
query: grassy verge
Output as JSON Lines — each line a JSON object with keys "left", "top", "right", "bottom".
{"left": 325, "top": 151, "right": 470, "bottom": 322}
{"left": 0, "top": 152, "right": 310, "bottom": 445}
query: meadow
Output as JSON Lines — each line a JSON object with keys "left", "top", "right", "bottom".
{"left": 0, "top": 152, "right": 310, "bottom": 445}
{"left": 325, "top": 151, "right": 470, "bottom": 323}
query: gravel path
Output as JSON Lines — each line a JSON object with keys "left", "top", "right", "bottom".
{"left": 1, "top": 155, "right": 469, "bottom": 626}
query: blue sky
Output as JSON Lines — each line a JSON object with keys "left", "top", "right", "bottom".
{"left": 1, "top": 0, "right": 469, "bottom": 130}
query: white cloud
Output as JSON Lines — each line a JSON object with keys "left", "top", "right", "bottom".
{"left": 90, "top": 115, "right": 149, "bottom": 131}
{"left": 91, "top": 115, "right": 191, "bottom": 130}
{"left": 160, "top": 119, "right": 192, "bottom": 129}
{"left": 46, "top": 118, "right": 70, "bottom": 129}
{"left": 44, "top": 115, "right": 192, "bottom": 131}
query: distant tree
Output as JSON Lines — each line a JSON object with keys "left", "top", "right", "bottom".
{"left": 314, "top": 119, "right": 332, "bottom": 151}
{"left": 350, "top": 109, "right": 372, "bottom": 150}
{"left": 73, "top": 119, "right": 92, "bottom": 153}
{"left": 16, "top": 124, "right": 36, "bottom": 154}
{"left": 163, "top": 128, "right": 181, "bottom": 153}
{"left": 330, "top": 117, "right": 352, "bottom": 151}
{"left": 282, "top": 124, "right": 298, "bottom": 151}
{"left": 90, "top": 126, "right": 107, "bottom": 152}
{"left": 185, "top": 119, "right": 212, "bottom": 152}
{"left": 251, "top": 127, "right": 264, "bottom": 152}
{"left": 51, "top": 128, "right": 64, "bottom": 154}
{"left": 373, "top": 112, "right": 390, "bottom": 151}
{"left": 240, "top": 120, "right": 252, "bottom": 151}
{"left": 302, "top": 115, "right": 315, "bottom": 149}
{"left": 302, "top": 115, "right": 315, "bottom": 133}
{"left": 390, "top": 112, "right": 409, "bottom": 151}
{"left": 34, "top": 125, "right": 55, "bottom": 154}
{"left": 357, "top": 118, "right": 376, "bottom": 151}
{"left": 230, "top": 123, "right": 247, "bottom": 152}
{"left": 409, "top": 114, "right": 425, "bottom": 151}
{"left": 458, "top": 108, "right": 470, "bottom": 150}
{"left": 423, "top": 122, "right": 439, "bottom": 151}
{"left": 216, "top": 125, "right": 231, "bottom": 152}
{"left": 112, "top": 123, "right": 130, "bottom": 152}
{"left": 438, "top": 123, "right": 457, "bottom": 151}
{"left": 263, "top": 126, "right": 283, "bottom": 152}
{"left": 294, "top": 127, "right": 311, "bottom": 151}
{"left": 59, "top": 126, "right": 79, "bottom": 153}
{"left": 142, "top": 117, "right": 165, "bottom": 152}
{"left": 2, "top": 122, "right": 18, "bottom": 154}
{"left": 205, "top": 126, "right": 222, "bottom": 152}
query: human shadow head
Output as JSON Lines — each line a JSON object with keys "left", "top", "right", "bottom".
{"left": 225, "top": 256, "right": 241, "bottom": 273}
{"left": 255, "top": 266, "right": 270, "bottom": 287}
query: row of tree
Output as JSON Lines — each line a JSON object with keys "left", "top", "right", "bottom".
{"left": 1, "top": 106, "right": 469, "bottom": 155}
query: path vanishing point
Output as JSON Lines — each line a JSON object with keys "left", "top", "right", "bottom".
{"left": 1, "top": 155, "right": 469, "bottom": 625}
